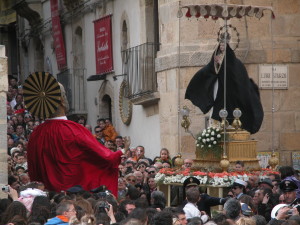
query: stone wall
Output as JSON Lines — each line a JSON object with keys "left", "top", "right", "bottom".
{"left": 157, "top": 0, "right": 300, "bottom": 165}
{"left": 0, "top": 45, "right": 8, "bottom": 197}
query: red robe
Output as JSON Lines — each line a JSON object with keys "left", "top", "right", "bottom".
{"left": 27, "top": 119, "right": 122, "bottom": 196}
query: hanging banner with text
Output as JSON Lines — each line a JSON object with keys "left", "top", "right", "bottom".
{"left": 94, "top": 15, "right": 113, "bottom": 75}
{"left": 50, "top": 0, "right": 67, "bottom": 70}
{"left": 259, "top": 64, "right": 288, "bottom": 89}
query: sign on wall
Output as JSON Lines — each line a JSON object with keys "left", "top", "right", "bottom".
{"left": 259, "top": 64, "right": 288, "bottom": 89}
{"left": 93, "top": 15, "right": 113, "bottom": 75}
{"left": 292, "top": 152, "right": 300, "bottom": 170}
{"left": 50, "top": 0, "right": 67, "bottom": 70}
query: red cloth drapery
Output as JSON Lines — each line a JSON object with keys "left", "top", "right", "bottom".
{"left": 27, "top": 119, "right": 122, "bottom": 196}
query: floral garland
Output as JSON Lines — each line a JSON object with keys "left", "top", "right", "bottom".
{"left": 196, "top": 127, "right": 223, "bottom": 157}
{"left": 154, "top": 168, "right": 279, "bottom": 187}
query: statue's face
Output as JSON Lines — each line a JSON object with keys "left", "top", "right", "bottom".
{"left": 220, "top": 42, "right": 225, "bottom": 52}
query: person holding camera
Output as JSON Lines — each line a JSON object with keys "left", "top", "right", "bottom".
{"left": 94, "top": 193, "right": 117, "bottom": 225}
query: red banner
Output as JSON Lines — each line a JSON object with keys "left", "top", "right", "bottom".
{"left": 94, "top": 15, "right": 113, "bottom": 75}
{"left": 50, "top": 0, "right": 67, "bottom": 70}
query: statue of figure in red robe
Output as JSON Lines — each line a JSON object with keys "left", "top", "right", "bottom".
{"left": 26, "top": 78, "right": 122, "bottom": 196}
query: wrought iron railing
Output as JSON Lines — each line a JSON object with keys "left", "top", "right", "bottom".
{"left": 121, "top": 42, "right": 159, "bottom": 99}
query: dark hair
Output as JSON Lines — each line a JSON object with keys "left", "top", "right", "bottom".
{"left": 8, "top": 175, "right": 18, "bottom": 185}
{"left": 145, "top": 208, "right": 158, "bottom": 225}
{"left": 28, "top": 205, "right": 50, "bottom": 224}
{"left": 97, "top": 118, "right": 105, "bottom": 123}
{"left": 236, "top": 160, "right": 244, "bottom": 167}
{"left": 94, "top": 125, "right": 101, "bottom": 131}
{"left": 127, "top": 208, "right": 148, "bottom": 224}
{"left": 134, "top": 197, "right": 149, "bottom": 209}
{"left": 16, "top": 152, "right": 25, "bottom": 158}
{"left": 151, "top": 191, "right": 166, "bottom": 210}
{"left": 252, "top": 215, "right": 267, "bottom": 225}
{"left": 7, "top": 215, "right": 27, "bottom": 225}
{"left": 0, "top": 198, "right": 12, "bottom": 215}
{"left": 279, "top": 166, "right": 295, "bottom": 180}
{"left": 127, "top": 185, "right": 140, "bottom": 200}
{"left": 114, "top": 211, "right": 126, "bottom": 223}
{"left": 1, "top": 201, "right": 27, "bottom": 224}
{"left": 119, "top": 200, "right": 135, "bottom": 217}
{"left": 152, "top": 211, "right": 173, "bottom": 225}
{"left": 95, "top": 212, "right": 110, "bottom": 225}
{"left": 15, "top": 166, "right": 26, "bottom": 171}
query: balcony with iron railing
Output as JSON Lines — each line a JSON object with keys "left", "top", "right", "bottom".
{"left": 122, "top": 42, "right": 160, "bottom": 106}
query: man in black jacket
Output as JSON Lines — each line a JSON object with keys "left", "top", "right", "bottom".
{"left": 179, "top": 177, "right": 228, "bottom": 216}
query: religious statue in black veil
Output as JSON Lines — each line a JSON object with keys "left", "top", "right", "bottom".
{"left": 185, "top": 36, "right": 264, "bottom": 134}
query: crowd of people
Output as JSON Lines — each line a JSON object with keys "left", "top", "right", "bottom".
{"left": 4, "top": 75, "right": 300, "bottom": 225}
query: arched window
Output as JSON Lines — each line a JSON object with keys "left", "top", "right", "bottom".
{"left": 122, "top": 20, "right": 128, "bottom": 51}
{"left": 102, "top": 94, "right": 112, "bottom": 122}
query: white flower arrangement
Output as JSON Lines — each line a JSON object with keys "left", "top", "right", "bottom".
{"left": 163, "top": 174, "right": 185, "bottom": 184}
{"left": 155, "top": 169, "right": 279, "bottom": 187}
{"left": 196, "top": 127, "right": 223, "bottom": 157}
{"left": 154, "top": 173, "right": 165, "bottom": 184}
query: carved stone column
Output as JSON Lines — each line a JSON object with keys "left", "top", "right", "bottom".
{"left": 0, "top": 45, "right": 8, "bottom": 198}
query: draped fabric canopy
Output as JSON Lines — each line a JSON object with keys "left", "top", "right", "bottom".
{"left": 178, "top": 4, "right": 275, "bottom": 20}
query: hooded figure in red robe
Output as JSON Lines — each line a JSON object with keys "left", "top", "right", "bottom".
{"left": 25, "top": 73, "right": 122, "bottom": 196}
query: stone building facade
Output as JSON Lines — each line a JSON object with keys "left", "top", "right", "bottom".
{"left": 156, "top": 0, "right": 300, "bottom": 166}
{"left": 2, "top": 0, "right": 300, "bottom": 166}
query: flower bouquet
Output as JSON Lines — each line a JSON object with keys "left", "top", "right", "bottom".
{"left": 196, "top": 127, "right": 223, "bottom": 158}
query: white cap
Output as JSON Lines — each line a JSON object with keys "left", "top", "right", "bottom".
{"left": 10, "top": 147, "right": 20, "bottom": 155}
{"left": 233, "top": 179, "right": 247, "bottom": 187}
{"left": 271, "top": 204, "right": 288, "bottom": 219}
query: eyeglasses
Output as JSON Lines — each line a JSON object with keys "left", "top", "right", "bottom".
{"left": 67, "top": 209, "right": 76, "bottom": 212}
{"left": 127, "top": 179, "right": 136, "bottom": 182}
{"left": 148, "top": 171, "right": 156, "bottom": 174}
{"left": 227, "top": 195, "right": 234, "bottom": 197}
{"left": 139, "top": 165, "right": 145, "bottom": 168}
{"left": 95, "top": 130, "right": 101, "bottom": 133}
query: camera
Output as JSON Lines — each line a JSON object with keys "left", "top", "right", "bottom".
{"left": 98, "top": 201, "right": 110, "bottom": 209}
{"left": 2, "top": 185, "right": 9, "bottom": 192}
{"left": 287, "top": 209, "right": 293, "bottom": 216}
{"left": 125, "top": 167, "right": 133, "bottom": 174}
{"left": 98, "top": 191, "right": 107, "bottom": 199}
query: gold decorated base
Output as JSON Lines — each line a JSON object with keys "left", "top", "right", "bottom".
{"left": 194, "top": 130, "right": 261, "bottom": 172}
